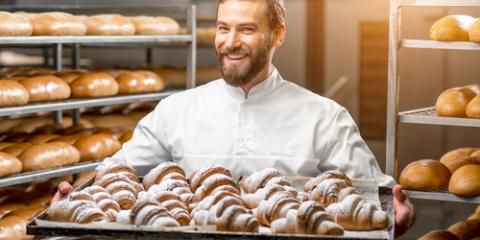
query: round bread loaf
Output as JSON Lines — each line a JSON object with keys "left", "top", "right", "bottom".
{"left": 440, "top": 147, "right": 480, "bottom": 173}
{"left": 435, "top": 87, "right": 476, "bottom": 117}
{"left": 116, "top": 70, "right": 165, "bottom": 94}
{"left": 467, "top": 95, "right": 480, "bottom": 118}
{"left": 449, "top": 164, "right": 480, "bottom": 197}
{"left": 418, "top": 230, "right": 460, "bottom": 240}
{"left": 399, "top": 159, "right": 451, "bottom": 191}
{"left": 73, "top": 133, "right": 121, "bottom": 162}
{"left": 0, "top": 152, "right": 22, "bottom": 177}
{"left": 469, "top": 18, "right": 480, "bottom": 43}
{"left": 19, "top": 75, "right": 71, "bottom": 102}
{"left": 18, "top": 142, "right": 80, "bottom": 172}
{"left": 0, "top": 80, "right": 29, "bottom": 107}
{"left": 85, "top": 14, "right": 135, "bottom": 35}
{"left": 70, "top": 72, "right": 119, "bottom": 97}
{"left": 130, "top": 16, "right": 180, "bottom": 35}
{"left": 0, "top": 12, "right": 32, "bottom": 36}
{"left": 447, "top": 219, "right": 480, "bottom": 240}
{"left": 30, "top": 12, "right": 86, "bottom": 36}
{"left": 429, "top": 15, "right": 476, "bottom": 41}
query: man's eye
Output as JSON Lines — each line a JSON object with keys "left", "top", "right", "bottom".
{"left": 218, "top": 26, "right": 229, "bottom": 32}
{"left": 242, "top": 28, "right": 254, "bottom": 33}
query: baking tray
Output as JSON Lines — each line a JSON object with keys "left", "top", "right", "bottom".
{"left": 27, "top": 177, "right": 394, "bottom": 240}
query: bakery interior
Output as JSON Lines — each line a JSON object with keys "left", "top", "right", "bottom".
{"left": 0, "top": 0, "right": 480, "bottom": 239}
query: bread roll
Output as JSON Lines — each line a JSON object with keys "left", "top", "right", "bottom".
{"left": 73, "top": 133, "right": 121, "bottom": 162}
{"left": 70, "top": 72, "right": 119, "bottom": 97}
{"left": 435, "top": 87, "right": 476, "bottom": 117}
{"left": 31, "top": 12, "right": 86, "bottom": 36}
{"left": 0, "top": 142, "right": 13, "bottom": 150}
{"left": 90, "top": 114, "right": 138, "bottom": 129}
{"left": 0, "top": 12, "right": 32, "bottom": 36}
{"left": 449, "top": 164, "right": 480, "bottom": 197}
{"left": 0, "top": 152, "right": 22, "bottom": 177}
{"left": 448, "top": 219, "right": 480, "bottom": 240}
{"left": 116, "top": 70, "right": 165, "bottom": 94}
{"left": 440, "top": 148, "right": 480, "bottom": 173}
{"left": 469, "top": 18, "right": 480, "bottom": 43}
{"left": 26, "top": 134, "right": 62, "bottom": 144}
{"left": 429, "top": 15, "right": 476, "bottom": 41}
{"left": 19, "top": 75, "right": 71, "bottom": 102}
{"left": 9, "top": 117, "right": 52, "bottom": 133}
{"left": 85, "top": 14, "right": 135, "bottom": 35}
{"left": 18, "top": 142, "right": 80, "bottom": 172}
{"left": 119, "top": 130, "right": 133, "bottom": 144}
{"left": 0, "top": 80, "right": 29, "bottom": 107}
{"left": 467, "top": 95, "right": 480, "bottom": 118}
{"left": 399, "top": 159, "right": 451, "bottom": 191}
{"left": 130, "top": 16, "right": 180, "bottom": 35}
{"left": 418, "top": 230, "right": 460, "bottom": 240}
{"left": 2, "top": 143, "right": 33, "bottom": 157}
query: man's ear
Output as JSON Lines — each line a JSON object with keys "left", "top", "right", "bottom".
{"left": 272, "top": 23, "right": 286, "bottom": 48}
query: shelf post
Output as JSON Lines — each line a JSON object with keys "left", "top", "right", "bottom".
{"left": 386, "top": 0, "right": 400, "bottom": 178}
{"left": 146, "top": 47, "right": 153, "bottom": 66}
{"left": 54, "top": 43, "right": 63, "bottom": 124}
{"left": 186, "top": 4, "right": 197, "bottom": 89}
{"left": 72, "top": 43, "right": 81, "bottom": 126}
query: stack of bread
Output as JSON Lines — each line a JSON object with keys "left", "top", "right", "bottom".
{"left": 0, "top": 11, "right": 180, "bottom": 36}
{"left": 0, "top": 68, "right": 166, "bottom": 107}
{"left": 429, "top": 15, "right": 480, "bottom": 43}
{"left": 419, "top": 205, "right": 480, "bottom": 240}
{"left": 46, "top": 163, "right": 390, "bottom": 237}
{"left": 400, "top": 147, "right": 480, "bottom": 197}
{"left": 436, "top": 84, "right": 480, "bottom": 118}
{"left": 0, "top": 178, "right": 64, "bottom": 239}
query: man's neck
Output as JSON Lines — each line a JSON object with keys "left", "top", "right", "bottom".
{"left": 241, "top": 64, "right": 273, "bottom": 97}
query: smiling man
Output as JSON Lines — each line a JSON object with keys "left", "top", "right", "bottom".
{"left": 53, "top": 0, "right": 415, "bottom": 236}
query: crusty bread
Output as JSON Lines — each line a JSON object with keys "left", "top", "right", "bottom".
{"left": 0, "top": 11, "right": 32, "bottom": 36}
{"left": 0, "top": 80, "right": 29, "bottom": 107}
{"left": 70, "top": 72, "right": 119, "bottom": 97}
{"left": 130, "top": 16, "right": 180, "bottom": 35}
{"left": 30, "top": 12, "right": 86, "bottom": 36}
{"left": 85, "top": 14, "right": 135, "bottom": 35}
{"left": 399, "top": 159, "right": 451, "bottom": 191}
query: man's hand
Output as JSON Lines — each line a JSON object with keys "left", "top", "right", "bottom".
{"left": 393, "top": 184, "right": 416, "bottom": 237}
{"left": 51, "top": 181, "right": 73, "bottom": 204}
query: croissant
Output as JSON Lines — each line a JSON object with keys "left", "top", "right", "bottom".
{"left": 139, "top": 190, "right": 190, "bottom": 225}
{"left": 48, "top": 199, "right": 107, "bottom": 223}
{"left": 94, "top": 174, "right": 143, "bottom": 210}
{"left": 309, "top": 178, "right": 357, "bottom": 207}
{"left": 191, "top": 195, "right": 259, "bottom": 232}
{"left": 95, "top": 162, "right": 139, "bottom": 182}
{"left": 325, "top": 194, "right": 389, "bottom": 230}
{"left": 242, "top": 184, "right": 297, "bottom": 209}
{"left": 129, "top": 199, "right": 179, "bottom": 227}
{"left": 83, "top": 186, "right": 121, "bottom": 222}
{"left": 148, "top": 179, "right": 197, "bottom": 208}
{"left": 143, "top": 162, "right": 187, "bottom": 190}
{"left": 270, "top": 201, "right": 344, "bottom": 236}
{"left": 190, "top": 165, "right": 241, "bottom": 201}
{"left": 192, "top": 190, "right": 244, "bottom": 216}
{"left": 304, "top": 170, "right": 352, "bottom": 192}
{"left": 241, "top": 168, "right": 291, "bottom": 194}
{"left": 256, "top": 192, "right": 301, "bottom": 226}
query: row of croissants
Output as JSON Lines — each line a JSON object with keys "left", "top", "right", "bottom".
{"left": 48, "top": 163, "right": 390, "bottom": 236}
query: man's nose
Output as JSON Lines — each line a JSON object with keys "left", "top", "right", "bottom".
{"left": 225, "top": 30, "right": 241, "bottom": 50}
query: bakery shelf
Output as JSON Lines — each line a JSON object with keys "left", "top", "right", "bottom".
{"left": 398, "top": 0, "right": 480, "bottom": 7}
{"left": 0, "top": 160, "right": 100, "bottom": 188}
{"left": 401, "top": 39, "right": 480, "bottom": 51}
{"left": 406, "top": 190, "right": 480, "bottom": 204}
{"left": 0, "top": 35, "right": 193, "bottom": 45}
{"left": 399, "top": 107, "right": 480, "bottom": 127}
{"left": 0, "top": 90, "right": 180, "bottom": 117}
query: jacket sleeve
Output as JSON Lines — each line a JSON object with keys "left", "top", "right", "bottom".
{"left": 96, "top": 101, "right": 172, "bottom": 172}
{"left": 318, "top": 107, "right": 396, "bottom": 187}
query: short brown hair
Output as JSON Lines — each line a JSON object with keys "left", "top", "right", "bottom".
{"left": 218, "top": 0, "right": 286, "bottom": 29}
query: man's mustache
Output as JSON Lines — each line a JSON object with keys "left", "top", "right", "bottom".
{"left": 217, "top": 47, "right": 249, "bottom": 56}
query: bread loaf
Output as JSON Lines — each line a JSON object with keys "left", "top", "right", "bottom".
{"left": 85, "top": 14, "right": 135, "bottom": 35}
{"left": 429, "top": 15, "right": 476, "bottom": 41}
{"left": 0, "top": 80, "right": 30, "bottom": 107}
{"left": 2, "top": 143, "right": 33, "bottom": 157}
{"left": 436, "top": 87, "right": 476, "bottom": 117}
{"left": 467, "top": 95, "right": 480, "bottom": 118}
{"left": 469, "top": 18, "right": 480, "bottom": 43}
{"left": 18, "top": 142, "right": 81, "bottom": 172}
{"left": 418, "top": 230, "right": 460, "bottom": 240}
{"left": 31, "top": 12, "right": 86, "bottom": 36}
{"left": 26, "top": 133, "right": 62, "bottom": 144}
{"left": 440, "top": 147, "right": 480, "bottom": 173}
{"left": 73, "top": 133, "right": 121, "bottom": 161}
{"left": 0, "top": 12, "right": 32, "bottom": 36}
{"left": 119, "top": 130, "right": 133, "bottom": 143}
{"left": 447, "top": 219, "right": 480, "bottom": 240}
{"left": 70, "top": 72, "right": 119, "bottom": 97}
{"left": 19, "top": 75, "right": 71, "bottom": 102}
{"left": 399, "top": 159, "right": 451, "bottom": 191}
{"left": 449, "top": 164, "right": 480, "bottom": 197}
{"left": 0, "top": 152, "right": 22, "bottom": 177}
{"left": 89, "top": 114, "right": 137, "bottom": 129}
{"left": 130, "top": 16, "right": 180, "bottom": 35}
{"left": 116, "top": 70, "right": 165, "bottom": 94}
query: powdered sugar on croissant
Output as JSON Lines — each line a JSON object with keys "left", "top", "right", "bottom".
{"left": 143, "top": 162, "right": 187, "bottom": 190}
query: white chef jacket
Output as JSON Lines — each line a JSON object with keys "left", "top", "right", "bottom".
{"left": 100, "top": 68, "right": 395, "bottom": 186}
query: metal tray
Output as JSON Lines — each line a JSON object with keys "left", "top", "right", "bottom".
{"left": 27, "top": 178, "right": 394, "bottom": 240}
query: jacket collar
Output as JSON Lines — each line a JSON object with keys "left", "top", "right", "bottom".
{"left": 221, "top": 67, "right": 282, "bottom": 102}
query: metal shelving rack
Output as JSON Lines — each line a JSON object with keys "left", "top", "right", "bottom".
{"left": 0, "top": 4, "right": 197, "bottom": 187}
{"left": 386, "top": 0, "right": 480, "bottom": 203}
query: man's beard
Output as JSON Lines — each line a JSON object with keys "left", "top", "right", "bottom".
{"left": 216, "top": 40, "right": 271, "bottom": 87}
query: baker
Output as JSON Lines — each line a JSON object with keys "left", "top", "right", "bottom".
{"left": 53, "top": 0, "right": 415, "bottom": 236}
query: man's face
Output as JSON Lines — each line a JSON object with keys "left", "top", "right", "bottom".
{"left": 215, "top": 0, "right": 273, "bottom": 86}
